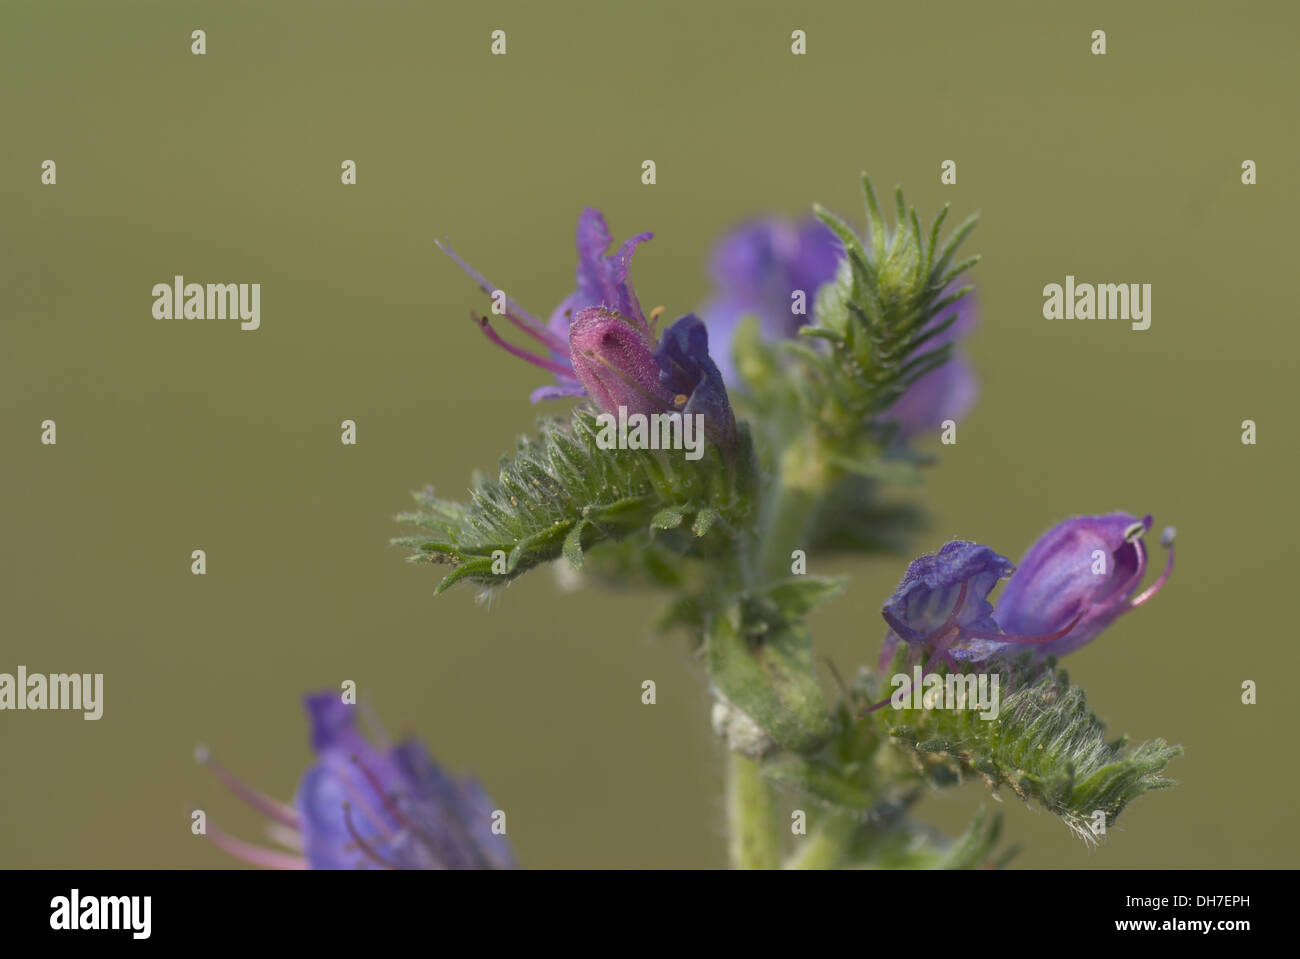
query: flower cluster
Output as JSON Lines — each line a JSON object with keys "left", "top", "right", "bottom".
{"left": 366, "top": 180, "right": 1183, "bottom": 867}
{"left": 869, "top": 513, "right": 1176, "bottom": 710}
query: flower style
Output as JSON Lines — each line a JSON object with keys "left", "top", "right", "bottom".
{"left": 196, "top": 692, "right": 515, "bottom": 870}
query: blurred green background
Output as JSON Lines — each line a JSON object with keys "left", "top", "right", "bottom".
{"left": 2, "top": 0, "right": 1295, "bottom": 869}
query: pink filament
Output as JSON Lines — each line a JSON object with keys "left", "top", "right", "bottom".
{"left": 339, "top": 765, "right": 398, "bottom": 843}
{"left": 438, "top": 241, "right": 570, "bottom": 355}
{"left": 201, "top": 817, "right": 308, "bottom": 870}
{"left": 196, "top": 747, "right": 300, "bottom": 830}
{"left": 351, "top": 754, "right": 412, "bottom": 831}
{"left": 342, "top": 803, "right": 400, "bottom": 870}
{"left": 474, "top": 312, "right": 575, "bottom": 377}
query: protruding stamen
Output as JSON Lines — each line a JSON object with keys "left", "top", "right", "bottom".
{"left": 339, "top": 757, "right": 398, "bottom": 842}
{"left": 342, "top": 802, "right": 400, "bottom": 870}
{"left": 351, "top": 754, "right": 412, "bottom": 831}
{"left": 359, "top": 700, "right": 392, "bottom": 753}
{"left": 501, "top": 309, "right": 570, "bottom": 356}
{"left": 438, "top": 241, "right": 568, "bottom": 353}
{"left": 265, "top": 821, "right": 304, "bottom": 853}
{"left": 858, "top": 690, "right": 898, "bottom": 715}
{"left": 1130, "top": 527, "right": 1175, "bottom": 608}
{"left": 198, "top": 813, "right": 308, "bottom": 870}
{"left": 474, "top": 312, "right": 576, "bottom": 377}
{"left": 195, "top": 744, "right": 300, "bottom": 829}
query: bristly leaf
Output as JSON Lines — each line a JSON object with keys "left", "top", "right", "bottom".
{"left": 856, "top": 657, "right": 1182, "bottom": 841}
{"left": 801, "top": 175, "right": 979, "bottom": 460}
{"left": 394, "top": 407, "right": 757, "bottom": 592}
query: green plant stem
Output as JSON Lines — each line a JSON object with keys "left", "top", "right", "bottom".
{"left": 756, "top": 433, "right": 832, "bottom": 582}
{"left": 726, "top": 753, "right": 781, "bottom": 869}
{"left": 785, "top": 811, "right": 859, "bottom": 869}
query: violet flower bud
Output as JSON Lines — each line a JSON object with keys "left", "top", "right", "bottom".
{"left": 654, "top": 314, "right": 738, "bottom": 453}
{"left": 568, "top": 306, "right": 675, "bottom": 417}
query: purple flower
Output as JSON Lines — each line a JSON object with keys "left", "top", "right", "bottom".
{"left": 701, "top": 217, "right": 843, "bottom": 382}
{"left": 437, "top": 207, "right": 654, "bottom": 403}
{"left": 880, "top": 541, "right": 1014, "bottom": 649}
{"left": 196, "top": 692, "right": 515, "bottom": 870}
{"left": 548, "top": 209, "right": 654, "bottom": 348}
{"left": 993, "top": 513, "right": 1175, "bottom": 660}
{"left": 653, "top": 314, "right": 738, "bottom": 451}
{"left": 866, "top": 514, "right": 1175, "bottom": 712}
{"left": 886, "top": 290, "right": 980, "bottom": 440}
{"left": 441, "top": 208, "right": 737, "bottom": 452}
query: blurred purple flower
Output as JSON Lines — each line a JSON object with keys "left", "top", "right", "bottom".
{"left": 197, "top": 692, "right": 515, "bottom": 870}
{"left": 701, "top": 218, "right": 843, "bottom": 383}
{"left": 886, "top": 290, "right": 980, "bottom": 440}
{"left": 700, "top": 215, "right": 979, "bottom": 437}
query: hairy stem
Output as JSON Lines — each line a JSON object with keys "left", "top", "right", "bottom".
{"left": 756, "top": 433, "right": 831, "bottom": 582}
{"left": 785, "top": 811, "right": 859, "bottom": 869}
{"left": 726, "top": 753, "right": 781, "bottom": 869}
